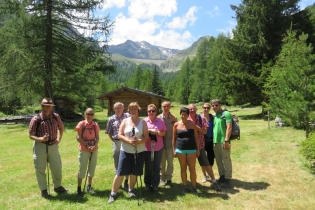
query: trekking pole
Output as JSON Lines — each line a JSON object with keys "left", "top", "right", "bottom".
{"left": 83, "top": 151, "right": 93, "bottom": 196}
{"left": 131, "top": 127, "right": 141, "bottom": 206}
{"left": 45, "top": 133, "right": 50, "bottom": 196}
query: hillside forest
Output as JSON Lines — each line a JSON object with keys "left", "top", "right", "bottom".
{"left": 1, "top": 1, "right": 315, "bottom": 134}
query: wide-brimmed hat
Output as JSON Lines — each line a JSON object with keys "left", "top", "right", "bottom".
{"left": 41, "top": 97, "right": 55, "bottom": 106}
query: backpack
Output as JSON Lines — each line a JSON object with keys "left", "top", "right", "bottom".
{"left": 77, "top": 121, "right": 97, "bottom": 146}
{"left": 221, "top": 111, "right": 240, "bottom": 140}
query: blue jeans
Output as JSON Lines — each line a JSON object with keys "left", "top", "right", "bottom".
{"left": 144, "top": 148, "right": 163, "bottom": 188}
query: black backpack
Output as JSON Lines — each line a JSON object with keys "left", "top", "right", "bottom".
{"left": 221, "top": 111, "right": 240, "bottom": 140}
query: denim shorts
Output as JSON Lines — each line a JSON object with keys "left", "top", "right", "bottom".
{"left": 116, "top": 150, "right": 145, "bottom": 176}
{"left": 175, "top": 148, "right": 197, "bottom": 155}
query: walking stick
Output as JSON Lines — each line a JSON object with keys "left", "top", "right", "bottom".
{"left": 83, "top": 152, "right": 93, "bottom": 196}
{"left": 46, "top": 134, "right": 50, "bottom": 196}
{"left": 132, "top": 127, "right": 145, "bottom": 206}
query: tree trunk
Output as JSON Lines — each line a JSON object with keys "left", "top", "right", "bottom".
{"left": 44, "top": 0, "right": 53, "bottom": 98}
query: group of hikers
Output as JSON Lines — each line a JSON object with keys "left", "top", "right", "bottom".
{"left": 28, "top": 97, "right": 233, "bottom": 203}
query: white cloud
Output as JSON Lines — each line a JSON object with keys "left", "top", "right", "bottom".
{"left": 166, "top": 6, "right": 198, "bottom": 29}
{"left": 109, "top": 13, "right": 192, "bottom": 49}
{"left": 101, "top": 0, "right": 126, "bottom": 10}
{"left": 208, "top": 6, "right": 220, "bottom": 18}
{"left": 217, "top": 20, "right": 236, "bottom": 38}
{"left": 128, "top": 0, "right": 177, "bottom": 20}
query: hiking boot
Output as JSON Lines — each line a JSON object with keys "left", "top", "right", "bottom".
{"left": 201, "top": 175, "right": 207, "bottom": 183}
{"left": 108, "top": 194, "right": 116, "bottom": 204}
{"left": 153, "top": 187, "right": 158, "bottom": 192}
{"left": 219, "top": 175, "right": 225, "bottom": 183}
{"left": 221, "top": 179, "right": 231, "bottom": 188}
{"left": 211, "top": 182, "right": 222, "bottom": 192}
{"left": 123, "top": 181, "right": 129, "bottom": 191}
{"left": 160, "top": 180, "right": 166, "bottom": 186}
{"left": 166, "top": 180, "right": 172, "bottom": 186}
{"left": 77, "top": 188, "right": 83, "bottom": 196}
{"left": 182, "top": 187, "right": 188, "bottom": 194}
{"left": 128, "top": 190, "right": 136, "bottom": 198}
{"left": 54, "top": 186, "right": 67, "bottom": 194}
{"left": 41, "top": 190, "right": 49, "bottom": 199}
{"left": 87, "top": 186, "right": 95, "bottom": 195}
{"left": 191, "top": 187, "right": 198, "bottom": 194}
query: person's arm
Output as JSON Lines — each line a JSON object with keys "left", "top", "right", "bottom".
{"left": 118, "top": 119, "right": 133, "bottom": 145}
{"left": 76, "top": 126, "right": 89, "bottom": 148}
{"left": 195, "top": 117, "right": 207, "bottom": 135}
{"left": 138, "top": 120, "right": 149, "bottom": 144}
{"left": 56, "top": 115, "right": 64, "bottom": 144}
{"left": 172, "top": 123, "right": 177, "bottom": 157}
{"left": 193, "top": 123, "right": 200, "bottom": 157}
{"left": 105, "top": 119, "right": 115, "bottom": 142}
{"left": 224, "top": 122, "right": 232, "bottom": 149}
{"left": 29, "top": 131, "right": 49, "bottom": 143}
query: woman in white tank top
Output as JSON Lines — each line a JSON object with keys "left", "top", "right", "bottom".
{"left": 108, "top": 102, "right": 149, "bottom": 204}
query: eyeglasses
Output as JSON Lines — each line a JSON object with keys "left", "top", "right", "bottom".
{"left": 189, "top": 108, "right": 196, "bottom": 111}
{"left": 86, "top": 113, "right": 94, "bottom": 116}
{"left": 148, "top": 110, "right": 156, "bottom": 113}
{"left": 211, "top": 105, "right": 219, "bottom": 107}
{"left": 203, "top": 107, "right": 210, "bottom": 110}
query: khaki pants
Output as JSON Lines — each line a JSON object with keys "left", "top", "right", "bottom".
{"left": 33, "top": 142, "right": 62, "bottom": 191}
{"left": 112, "top": 140, "right": 122, "bottom": 171}
{"left": 160, "top": 147, "right": 174, "bottom": 181}
{"left": 78, "top": 150, "right": 98, "bottom": 178}
{"left": 213, "top": 143, "right": 232, "bottom": 179}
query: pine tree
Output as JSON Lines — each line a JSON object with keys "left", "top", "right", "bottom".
{"left": 264, "top": 30, "right": 315, "bottom": 137}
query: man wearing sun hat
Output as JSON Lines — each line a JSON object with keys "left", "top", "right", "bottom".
{"left": 29, "top": 97, "right": 67, "bottom": 198}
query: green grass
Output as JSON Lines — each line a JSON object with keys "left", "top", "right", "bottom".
{"left": 0, "top": 105, "right": 315, "bottom": 210}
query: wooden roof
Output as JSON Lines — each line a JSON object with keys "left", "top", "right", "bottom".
{"left": 96, "top": 86, "right": 169, "bottom": 101}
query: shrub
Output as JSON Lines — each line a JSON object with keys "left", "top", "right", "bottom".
{"left": 300, "top": 132, "right": 315, "bottom": 173}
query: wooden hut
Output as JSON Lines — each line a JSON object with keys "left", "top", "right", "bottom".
{"left": 96, "top": 86, "right": 169, "bottom": 116}
{"left": 54, "top": 96, "right": 80, "bottom": 119}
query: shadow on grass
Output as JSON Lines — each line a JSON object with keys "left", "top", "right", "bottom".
{"left": 222, "top": 179, "right": 270, "bottom": 195}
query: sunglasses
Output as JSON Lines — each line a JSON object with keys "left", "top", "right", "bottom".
{"left": 148, "top": 110, "right": 156, "bottom": 113}
{"left": 203, "top": 107, "right": 210, "bottom": 110}
{"left": 86, "top": 113, "right": 94, "bottom": 116}
{"left": 211, "top": 105, "right": 219, "bottom": 107}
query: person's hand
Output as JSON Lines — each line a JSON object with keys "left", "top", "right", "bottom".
{"left": 173, "top": 152, "right": 177, "bottom": 158}
{"left": 42, "top": 133, "right": 49, "bottom": 143}
{"left": 55, "top": 139, "right": 61, "bottom": 145}
{"left": 196, "top": 150, "right": 200, "bottom": 158}
{"left": 131, "top": 136, "right": 139, "bottom": 146}
{"left": 223, "top": 141, "right": 230, "bottom": 149}
{"left": 88, "top": 145, "right": 95, "bottom": 150}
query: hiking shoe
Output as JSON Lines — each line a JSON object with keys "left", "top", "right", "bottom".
{"left": 108, "top": 194, "right": 116, "bottom": 204}
{"left": 41, "top": 190, "right": 49, "bottom": 199}
{"left": 160, "top": 180, "right": 166, "bottom": 186}
{"left": 87, "top": 186, "right": 95, "bottom": 195}
{"left": 221, "top": 179, "right": 231, "bottom": 188}
{"left": 153, "top": 187, "right": 158, "bottom": 192}
{"left": 166, "top": 180, "right": 172, "bottom": 186}
{"left": 219, "top": 175, "right": 225, "bottom": 183}
{"left": 211, "top": 182, "right": 222, "bottom": 192}
{"left": 124, "top": 181, "right": 129, "bottom": 191}
{"left": 54, "top": 186, "right": 67, "bottom": 194}
{"left": 182, "top": 187, "right": 188, "bottom": 194}
{"left": 191, "top": 187, "right": 198, "bottom": 194}
{"left": 201, "top": 175, "right": 207, "bottom": 183}
{"left": 77, "top": 188, "right": 83, "bottom": 196}
{"left": 128, "top": 190, "right": 136, "bottom": 198}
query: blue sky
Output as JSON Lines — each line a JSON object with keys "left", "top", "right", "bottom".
{"left": 98, "top": 0, "right": 315, "bottom": 50}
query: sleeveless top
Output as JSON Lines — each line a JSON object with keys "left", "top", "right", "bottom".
{"left": 175, "top": 129, "right": 196, "bottom": 150}
{"left": 121, "top": 117, "right": 145, "bottom": 154}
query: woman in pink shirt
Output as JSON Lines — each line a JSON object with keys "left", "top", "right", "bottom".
{"left": 75, "top": 108, "right": 100, "bottom": 196}
{"left": 144, "top": 104, "right": 167, "bottom": 191}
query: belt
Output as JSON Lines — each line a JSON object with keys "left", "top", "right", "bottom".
{"left": 42, "top": 139, "right": 56, "bottom": 146}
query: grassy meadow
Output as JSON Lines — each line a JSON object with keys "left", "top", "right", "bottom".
{"left": 0, "top": 105, "right": 314, "bottom": 210}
